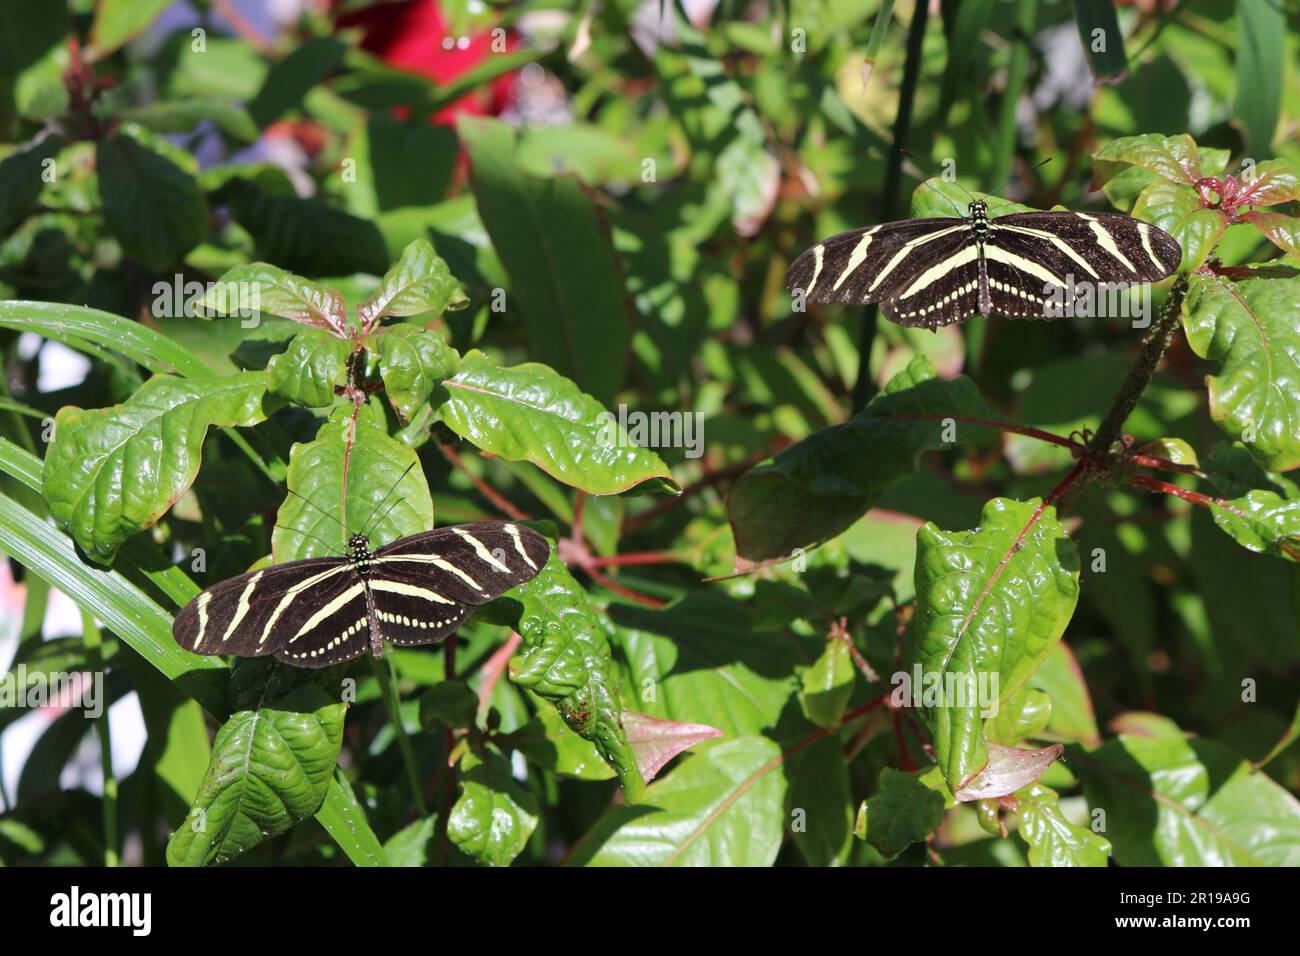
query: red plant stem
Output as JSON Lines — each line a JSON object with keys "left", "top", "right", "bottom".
{"left": 893, "top": 713, "right": 915, "bottom": 771}
{"left": 478, "top": 632, "right": 522, "bottom": 719}
{"left": 584, "top": 551, "right": 680, "bottom": 567}
{"left": 582, "top": 564, "right": 666, "bottom": 607}
{"left": 904, "top": 414, "right": 1083, "bottom": 450}
{"left": 437, "top": 443, "right": 531, "bottom": 522}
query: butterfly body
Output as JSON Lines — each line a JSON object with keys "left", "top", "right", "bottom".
{"left": 173, "top": 521, "right": 549, "bottom": 668}
{"left": 788, "top": 200, "right": 1182, "bottom": 330}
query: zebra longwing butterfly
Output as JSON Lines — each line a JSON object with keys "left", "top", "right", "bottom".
{"left": 786, "top": 199, "right": 1182, "bottom": 330}
{"left": 172, "top": 521, "right": 549, "bottom": 669}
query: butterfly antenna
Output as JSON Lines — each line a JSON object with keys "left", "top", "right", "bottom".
{"left": 277, "top": 525, "right": 345, "bottom": 558}
{"left": 897, "top": 147, "right": 970, "bottom": 217}
{"left": 986, "top": 157, "right": 1053, "bottom": 214}
{"left": 359, "top": 462, "right": 418, "bottom": 539}
{"left": 283, "top": 486, "right": 346, "bottom": 532}
{"left": 366, "top": 496, "right": 406, "bottom": 541}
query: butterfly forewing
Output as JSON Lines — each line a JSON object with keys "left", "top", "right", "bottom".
{"left": 786, "top": 201, "right": 1182, "bottom": 329}
{"left": 172, "top": 520, "right": 550, "bottom": 669}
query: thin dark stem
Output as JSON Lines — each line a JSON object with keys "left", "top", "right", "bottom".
{"left": 851, "top": 0, "right": 930, "bottom": 412}
{"left": 1084, "top": 274, "right": 1191, "bottom": 462}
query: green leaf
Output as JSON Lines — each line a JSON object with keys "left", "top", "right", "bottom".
{"left": 1072, "top": 0, "right": 1128, "bottom": 82}
{"left": 1075, "top": 734, "right": 1300, "bottom": 865}
{"left": 0, "top": 0, "right": 67, "bottom": 78}
{"left": 459, "top": 117, "right": 632, "bottom": 405}
{"left": 43, "top": 373, "right": 272, "bottom": 564}
{"left": 1093, "top": 133, "right": 1206, "bottom": 187}
{"left": 786, "top": 735, "right": 852, "bottom": 866}
{"left": 854, "top": 766, "right": 952, "bottom": 860}
{"left": 727, "top": 354, "right": 994, "bottom": 565}
{"left": 217, "top": 180, "right": 389, "bottom": 277}
{"left": 510, "top": 696, "right": 616, "bottom": 781}
{"left": 1028, "top": 642, "right": 1101, "bottom": 747}
{"left": 201, "top": 263, "right": 346, "bottom": 334}
{"left": 266, "top": 330, "right": 351, "bottom": 408}
{"left": 90, "top": 0, "right": 170, "bottom": 56}
{"left": 248, "top": 37, "right": 347, "bottom": 128}
{"left": 418, "top": 680, "right": 478, "bottom": 729}
{"left": 514, "top": 552, "right": 645, "bottom": 802}
{"left": 97, "top": 129, "right": 208, "bottom": 270}
{"left": 1239, "top": 210, "right": 1300, "bottom": 256}
{"left": 316, "top": 770, "right": 390, "bottom": 867}
{"left": 1182, "top": 274, "right": 1300, "bottom": 471}
{"left": 166, "top": 661, "right": 346, "bottom": 866}
{"left": 272, "top": 408, "right": 433, "bottom": 562}
{"left": 912, "top": 497, "right": 1080, "bottom": 797}
{"left": 357, "top": 238, "right": 468, "bottom": 327}
{"left": 1209, "top": 489, "right": 1300, "bottom": 560}
{"left": 1016, "top": 783, "right": 1111, "bottom": 866}
{"left": 439, "top": 350, "right": 678, "bottom": 496}
{"left": 0, "top": 135, "right": 62, "bottom": 235}
{"left": 1131, "top": 178, "right": 1225, "bottom": 271}
{"left": 448, "top": 747, "right": 540, "bottom": 867}
{"left": 800, "top": 638, "right": 854, "bottom": 729}
{"left": 369, "top": 324, "right": 460, "bottom": 423}
{"left": 987, "top": 687, "right": 1052, "bottom": 745}
{"left": 568, "top": 736, "right": 786, "bottom": 866}
{"left": 1235, "top": 0, "right": 1283, "bottom": 155}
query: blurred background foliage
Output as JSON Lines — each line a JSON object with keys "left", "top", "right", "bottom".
{"left": 0, "top": 0, "right": 1298, "bottom": 866}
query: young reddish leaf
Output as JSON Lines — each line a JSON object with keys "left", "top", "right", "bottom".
{"left": 201, "top": 263, "right": 347, "bottom": 335}
{"left": 1237, "top": 210, "right": 1300, "bottom": 256}
{"left": 621, "top": 709, "right": 723, "bottom": 782}
{"left": 953, "top": 742, "right": 1064, "bottom": 801}
{"left": 356, "top": 238, "right": 467, "bottom": 330}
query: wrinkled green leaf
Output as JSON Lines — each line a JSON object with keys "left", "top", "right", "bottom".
{"left": 440, "top": 350, "right": 678, "bottom": 496}
{"left": 167, "top": 661, "right": 346, "bottom": 866}
{"left": 201, "top": 263, "right": 346, "bottom": 334}
{"left": 369, "top": 324, "right": 460, "bottom": 422}
{"left": 912, "top": 497, "right": 1080, "bottom": 797}
{"left": 1183, "top": 274, "right": 1300, "bottom": 471}
{"left": 266, "top": 330, "right": 351, "bottom": 408}
{"left": 1209, "top": 489, "right": 1300, "bottom": 560}
{"left": 448, "top": 747, "right": 539, "bottom": 866}
{"left": 272, "top": 407, "right": 433, "bottom": 562}
{"left": 43, "top": 373, "right": 271, "bottom": 564}
{"left": 358, "top": 238, "right": 467, "bottom": 327}
{"left": 514, "top": 552, "right": 644, "bottom": 802}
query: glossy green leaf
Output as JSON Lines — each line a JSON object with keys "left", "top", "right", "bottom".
{"left": 357, "top": 238, "right": 468, "bottom": 327}
{"left": 514, "top": 552, "right": 644, "bottom": 802}
{"left": 1028, "top": 642, "right": 1101, "bottom": 747}
{"left": 728, "top": 354, "right": 994, "bottom": 565}
{"left": 1130, "top": 177, "right": 1225, "bottom": 271}
{"left": 1093, "top": 133, "right": 1206, "bottom": 187}
{"left": 1016, "top": 783, "right": 1111, "bottom": 866}
{"left": 166, "top": 661, "right": 346, "bottom": 866}
{"left": 988, "top": 687, "right": 1052, "bottom": 745}
{"left": 272, "top": 407, "right": 433, "bottom": 562}
{"left": 369, "top": 325, "right": 460, "bottom": 423}
{"left": 460, "top": 117, "right": 632, "bottom": 405}
{"left": 43, "top": 373, "right": 272, "bottom": 564}
{"left": 201, "top": 263, "right": 347, "bottom": 335}
{"left": 1239, "top": 210, "right": 1300, "bottom": 256}
{"left": 854, "top": 765, "right": 952, "bottom": 860}
{"left": 1075, "top": 734, "right": 1300, "bottom": 865}
{"left": 266, "top": 331, "right": 351, "bottom": 408}
{"left": 1183, "top": 274, "right": 1300, "bottom": 471}
{"left": 96, "top": 130, "right": 208, "bottom": 270}
{"left": 315, "top": 770, "right": 390, "bottom": 867}
{"left": 801, "top": 638, "right": 854, "bottom": 729}
{"left": 1209, "top": 489, "right": 1300, "bottom": 560}
{"left": 568, "top": 736, "right": 785, "bottom": 866}
{"left": 448, "top": 747, "right": 539, "bottom": 867}
{"left": 439, "top": 350, "right": 678, "bottom": 496}
{"left": 510, "top": 697, "right": 616, "bottom": 782}
{"left": 912, "top": 497, "right": 1080, "bottom": 797}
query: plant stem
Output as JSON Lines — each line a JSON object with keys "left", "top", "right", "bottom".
{"left": 82, "top": 610, "right": 118, "bottom": 866}
{"left": 371, "top": 656, "right": 428, "bottom": 817}
{"left": 851, "top": 0, "right": 929, "bottom": 412}
{"left": 1084, "top": 273, "right": 1191, "bottom": 462}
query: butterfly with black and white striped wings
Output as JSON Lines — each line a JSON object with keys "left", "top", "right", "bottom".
{"left": 786, "top": 199, "right": 1182, "bottom": 330}
{"left": 172, "top": 521, "right": 549, "bottom": 668}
